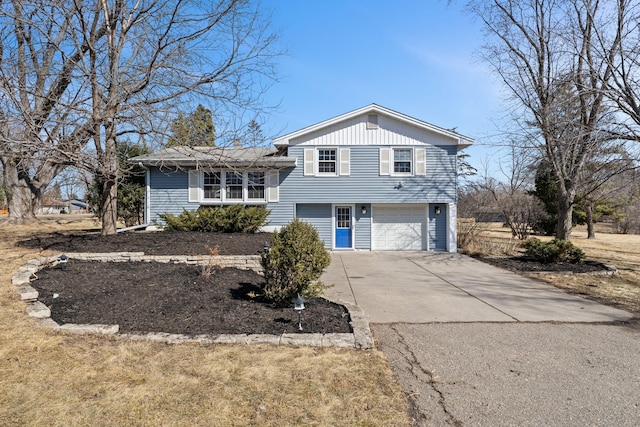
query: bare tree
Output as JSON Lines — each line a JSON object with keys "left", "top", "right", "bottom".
{"left": 0, "top": 1, "right": 96, "bottom": 221}
{"left": 473, "top": 143, "right": 546, "bottom": 239}
{"left": 604, "top": 1, "right": 640, "bottom": 137}
{"left": 468, "top": 0, "right": 631, "bottom": 240}
{"left": 0, "top": 0, "right": 281, "bottom": 234}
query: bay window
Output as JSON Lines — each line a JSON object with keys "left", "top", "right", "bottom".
{"left": 225, "top": 172, "right": 243, "bottom": 200}
{"left": 248, "top": 172, "right": 265, "bottom": 200}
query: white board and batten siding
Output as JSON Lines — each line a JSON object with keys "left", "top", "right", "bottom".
{"left": 286, "top": 113, "right": 460, "bottom": 148}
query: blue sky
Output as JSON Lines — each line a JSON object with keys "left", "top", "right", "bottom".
{"left": 261, "top": 0, "right": 506, "bottom": 176}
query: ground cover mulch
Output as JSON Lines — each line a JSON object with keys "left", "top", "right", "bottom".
{"left": 475, "top": 255, "right": 613, "bottom": 274}
{"left": 18, "top": 230, "right": 271, "bottom": 256}
{"left": 24, "top": 230, "right": 351, "bottom": 335}
{"left": 32, "top": 260, "right": 351, "bottom": 335}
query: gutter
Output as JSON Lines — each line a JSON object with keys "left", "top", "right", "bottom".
{"left": 117, "top": 223, "right": 149, "bottom": 233}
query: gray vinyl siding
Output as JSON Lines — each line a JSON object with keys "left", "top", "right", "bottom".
{"left": 295, "top": 204, "right": 332, "bottom": 247}
{"left": 281, "top": 145, "right": 457, "bottom": 204}
{"left": 354, "top": 203, "right": 371, "bottom": 249}
{"left": 266, "top": 169, "right": 294, "bottom": 227}
{"left": 294, "top": 203, "right": 370, "bottom": 249}
{"left": 148, "top": 168, "right": 200, "bottom": 224}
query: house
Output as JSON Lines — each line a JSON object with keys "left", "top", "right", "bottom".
{"left": 37, "top": 198, "right": 68, "bottom": 214}
{"left": 65, "top": 199, "right": 90, "bottom": 213}
{"left": 130, "top": 104, "right": 473, "bottom": 251}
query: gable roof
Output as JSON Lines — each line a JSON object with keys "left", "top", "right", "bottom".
{"left": 273, "top": 103, "right": 474, "bottom": 149}
{"left": 129, "top": 146, "right": 296, "bottom": 169}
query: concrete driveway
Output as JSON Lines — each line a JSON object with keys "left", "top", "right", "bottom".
{"left": 323, "top": 252, "right": 640, "bottom": 426}
{"left": 322, "top": 251, "right": 632, "bottom": 324}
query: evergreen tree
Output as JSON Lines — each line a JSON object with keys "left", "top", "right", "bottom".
{"left": 167, "top": 104, "right": 216, "bottom": 147}
{"left": 88, "top": 142, "right": 151, "bottom": 227}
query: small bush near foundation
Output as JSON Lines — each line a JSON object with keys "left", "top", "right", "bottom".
{"left": 523, "top": 238, "right": 585, "bottom": 264}
{"left": 158, "top": 205, "right": 269, "bottom": 233}
{"left": 261, "top": 218, "right": 331, "bottom": 305}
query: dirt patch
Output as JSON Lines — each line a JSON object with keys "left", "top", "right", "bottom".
{"left": 32, "top": 260, "right": 351, "bottom": 335}
{"left": 17, "top": 230, "right": 271, "bottom": 256}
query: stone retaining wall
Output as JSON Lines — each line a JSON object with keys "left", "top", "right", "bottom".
{"left": 12, "top": 254, "right": 373, "bottom": 349}
{"left": 66, "top": 252, "right": 263, "bottom": 272}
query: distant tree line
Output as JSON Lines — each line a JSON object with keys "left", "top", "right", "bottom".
{"left": 465, "top": 0, "right": 640, "bottom": 240}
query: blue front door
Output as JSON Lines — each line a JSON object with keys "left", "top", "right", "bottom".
{"left": 335, "top": 206, "right": 352, "bottom": 249}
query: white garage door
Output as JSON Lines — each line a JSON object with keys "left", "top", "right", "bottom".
{"left": 372, "top": 205, "right": 426, "bottom": 250}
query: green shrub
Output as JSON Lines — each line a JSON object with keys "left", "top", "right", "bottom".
{"left": 523, "top": 238, "right": 585, "bottom": 264}
{"left": 158, "top": 209, "right": 199, "bottom": 231}
{"left": 261, "top": 218, "right": 331, "bottom": 305}
{"left": 157, "top": 205, "right": 269, "bottom": 233}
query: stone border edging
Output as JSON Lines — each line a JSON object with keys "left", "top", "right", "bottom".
{"left": 12, "top": 253, "right": 373, "bottom": 349}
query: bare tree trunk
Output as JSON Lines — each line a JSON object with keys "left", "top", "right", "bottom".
{"left": 101, "top": 177, "right": 118, "bottom": 235}
{"left": 556, "top": 190, "right": 575, "bottom": 241}
{"left": 3, "top": 162, "right": 37, "bottom": 221}
{"left": 585, "top": 202, "right": 596, "bottom": 239}
{"left": 100, "top": 124, "right": 119, "bottom": 235}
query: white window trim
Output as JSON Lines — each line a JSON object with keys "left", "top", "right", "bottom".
{"left": 304, "top": 147, "right": 350, "bottom": 177}
{"left": 197, "top": 170, "right": 268, "bottom": 204}
{"left": 316, "top": 147, "right": 338, "bottom": 176}
{"left": 380, "top": 147, "right": 427, "bottom": 177}
{"left": 203, "top": 171, "right": 222, "bottom": 201}
{"left": 392, "top": 147, "right": 414, "bottom": 176}
{"left": 247, "top": 171, "right": 267, "bottom": 201}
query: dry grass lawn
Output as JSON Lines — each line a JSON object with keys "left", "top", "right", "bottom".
{"left": 477, "top": 222, "right": 640, "bottom": 315}
{"left": 0, "top": 216, "right": 410, "bottom": 426}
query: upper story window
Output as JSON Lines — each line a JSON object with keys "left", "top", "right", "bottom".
{"left": 393, "top": 148, "right": 413, "bottom": 174}
{"left": 303, "top": 147, "right": 350, "bottom": 177}
{"left": 247, "top": 172, "right": 265, "bottom": 200}
{"left": 317, "top": 149, "right": 337, "bottom": 174}
{"left": 379, "top": 147, "right": 426, "bottom": 177}
{"left": 203, "top": 172, "right": 221, "bottom": 199}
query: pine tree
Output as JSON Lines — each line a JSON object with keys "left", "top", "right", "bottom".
{"left": 167, "top": 104, "right": 216, "bottom": 147}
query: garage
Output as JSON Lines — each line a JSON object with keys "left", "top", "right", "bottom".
{"left": 372, "top": 205, "right": 426, "bottom": 250}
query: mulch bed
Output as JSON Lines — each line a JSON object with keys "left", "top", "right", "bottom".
{"left": 24, "top": 230, "right": 351, "bottom": 336}
{"left": 475, "top": 255, "right": 613, "bottom": 274}
{"left": 32, "top": 260, "right": 351, "bottom": 335}
{"left": 18, "top": 230, "right": 271, "bottom": 256}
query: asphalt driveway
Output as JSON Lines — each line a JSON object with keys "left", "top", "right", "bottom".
{"left": 322, "top": 252, "right": 639, "bottom": 426}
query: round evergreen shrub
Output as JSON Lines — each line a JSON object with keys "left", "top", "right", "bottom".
{"left": 523, "top": 238, "right": 585, "bottom": 264}
{"left": 260, "top": 218, "right": 331, "bottom": 305}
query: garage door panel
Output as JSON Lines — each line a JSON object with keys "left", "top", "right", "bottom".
{"left": 373, "top": 205, "right": 426, "bottom": 250}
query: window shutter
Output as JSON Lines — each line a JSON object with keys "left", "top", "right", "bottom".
{"left": 415, "top": 148, "right": 426, "bottom": 176}
{"left": 379, "top": 148, "right": 391, "bottom": 176}
{"left": 267, "top": 170, "right": 279, "bottom": 202}
{"left": 303, "top": 148, "right": 315, "bottom": 176}
{"left": 339, "top": 148, "right": 350, "bottom": 176}
{"left": 188, "top": 170, "right": 200, "bottom": 202}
